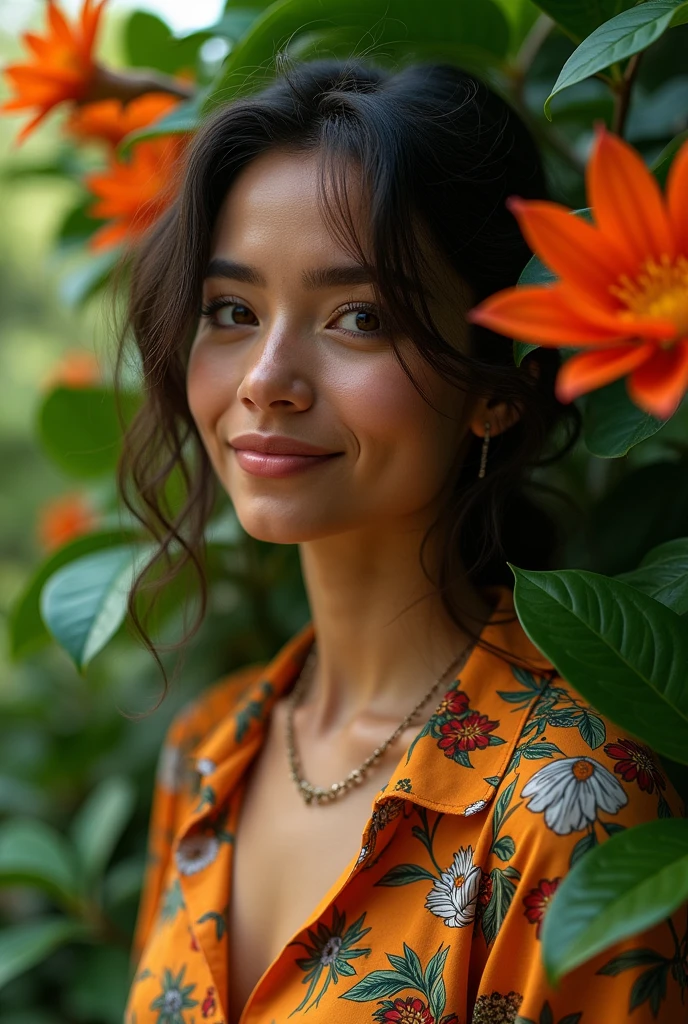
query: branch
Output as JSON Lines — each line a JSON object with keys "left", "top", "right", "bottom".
{"left": 611, "top": 51, "right": 642, "bottom": 137}
{"left": 85, "top": 64, "right": 195, "bottom": 106}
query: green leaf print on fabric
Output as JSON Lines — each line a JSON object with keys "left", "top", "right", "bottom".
{"left": 159, "top": 878, "right": 185, "bottom": 924}
{"left": 235, "top": 680, "right": 273, "bottom": 742}
{"left": 341, "top": 940, "right": 457, "bottom": 1024}
{"left": 481, "top": 867, "right": 518, "bottom": 947}
{"left": 287, "top": 905, "right": 372, "bottom": 1016}
{"left": 148, "top": 966, "right": 198, "bottom": 1024}
{"left": 499, "top": 670, "right": 606, "bottom": 769}
{"left": 196, "top": 906, "right": 227, "bottom": 942}
{"left": 515, "top": 1001, "right": 583, "bottom": 1024}
{"left": 597, "top": 935, "right": 687, "bottom": 1019}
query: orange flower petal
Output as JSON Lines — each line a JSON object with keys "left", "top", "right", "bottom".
{"left": 588, "top": 124, "right": 675, "bottom": 267}
{"left": 506, "top": 197, "right": 637, "bottom": 306}
{"left": 467, "top": 283, "right": 665, "bottom": 346}
{"left": 555, "top": 343, "right": 655, "bottom": 403}
{"left": 666, "top": 138, "right": 688, "bottom": 258}
{"left": 627, "top": 339, "right": 688, "bottom": 419}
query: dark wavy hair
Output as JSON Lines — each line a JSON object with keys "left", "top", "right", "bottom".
{"left": 117, "top": 57, "right": 580, "bottom": 685}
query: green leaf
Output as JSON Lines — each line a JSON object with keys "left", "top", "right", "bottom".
{"left": 493, "top": 0, "right": 543, "bottom": 55}
{"left": 582, "top": 377, "right": 665, "bottom": 457}
{"left": 541, "top": 818, "right": 688, "bottom": 982}
{"left": 482, "top": 867, "right": 517, "bottom": 946}
{"left": 510, "top": 567, "right": 688, "bottom": 763}
{"left": 57, "top": 249, "right": 121, "bottom": 308}
{"left": 651, "top": 128, "right": 688, "bottom": 188}
{"left": 492, "top": 835, "right": 516, "bottom": 861}
{"left": 0, "top": 820, "right": 80, "bottom": 907}
{"left": 40, "top": 545, "right": 152, "bottom": 670}
{"left": 544, "top": 1, "right": 688, "bottom": 119}
{"left": 532, "top": 0, "right": 642, "bottom": 44}
{"left": 8, "top": 530, "right": 139, "bottom": 660}
{"left": 375, "top": 863, "right": 437, "bottom": 886}
{"left": 37, "top": 387, "right": 140, "bottom": 479}
{"left": 118, "top": 95, "right": 205, "bottom": 152}
{"left": 124, "top": 10, "right": 206, "bottom": 74}
{"left": 569, "top": 829, "right": 598, "bottom": 866}
{"left": 340, "top": 968, "right": 417, "bottom": 1001}
{"left": 0, "top": 920, "right": 90, "bottom": 990}
{"left": 577, "top": 710, "right": 606, "bottom": 749}
{"left": 69, "top": 777, "right": 136, "bottom": 887}
{"left": 616, "top": 538, "right": 688, "bottom": 615}
{"left": 202, "top": 0, "right": 511, "bottom": 114}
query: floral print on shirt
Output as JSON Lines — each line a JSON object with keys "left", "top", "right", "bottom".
{"left": 125, "top": 585, "right": 687, "bottom": 1024}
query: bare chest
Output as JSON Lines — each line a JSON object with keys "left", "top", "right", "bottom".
{"left": 226, "top": 704, "right": 420, "bottom": 1024}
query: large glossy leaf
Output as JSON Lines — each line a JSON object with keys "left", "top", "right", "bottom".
{"left": 40, "top": 545, "right": 152, "bottom": 671}
{"left": 8, "top": 530, "right": 139, "bottom": 660}
{"left": 582, "top": 377, "right": 665, "bottom": 457}
{"left": 510, "top": 566, "right": 688, "bottom": 762}
{"left": 37, "top": 387, "right": 139, "bottom": 478}
{"left": 124, "top": 11, "right": 207, "bottom": 75}
{"left": 616, "top": 538, "right": 688, "bottom": 615}
{"left": 0, "top": 920, "right": 90, "bottom": 990}
{"left": 69, "top": 777, "right": 136, "bottom": 887}
{"left": 118, "top": 95, "right": 206, "bottom": 152}
{"left": 542, "top": 818, "right": 688, "bottom": 981}
{"left": 532, "top": 0, "right": 641, "bottom": 44}
{"left": 544, "top": 0, "right": 688, "bottom": 119}
{"left": 202, "top": 0, "right": 511, "bottom": 113}
{"left": 0, "top": 819, "right": 80, "bottom": 906}
{"left": 493, "top": 0, "right": 543, "bottom": 55}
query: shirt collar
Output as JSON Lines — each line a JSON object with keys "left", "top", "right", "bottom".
{"left": 188, "top": 583, "right": 555, "bottom": 825}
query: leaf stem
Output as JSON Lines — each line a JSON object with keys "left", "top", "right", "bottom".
{"left": 611, "top": 52, "right": 643, "bottom": 138}
{"left": 87, "top": 64, "right": 195, "bottom": 106}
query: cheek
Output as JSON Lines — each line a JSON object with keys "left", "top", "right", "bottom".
{"left": 186, "top": 340, "right": 231, "bottom": 441}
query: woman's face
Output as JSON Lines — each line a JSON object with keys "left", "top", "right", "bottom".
{"left": 187, "top": 147, "right": 478, "bottom": 545}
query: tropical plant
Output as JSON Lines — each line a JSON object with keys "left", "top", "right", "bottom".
{"left": 1, "top": 0, "right": 687, "bottom": 1019}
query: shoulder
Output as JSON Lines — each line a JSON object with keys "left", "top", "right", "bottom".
{"left": 155, "top": 662, "right": 266, "bottom": 795}
{"left": 488, "top": 671, "right": 682, "bottom": 862}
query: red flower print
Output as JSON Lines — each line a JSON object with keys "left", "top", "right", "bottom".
{"left": 383, "top": 995, "right": 435, "bottom": 1022}
{"left": 523, "top": 877, "right": 561, "bottom": 939}
{"left": 477, "top": 870, "right": 493, "bottom": 919}
{"left": 189, "top": 929, "right": 199, "bottom": 952}
{"left": 438, "top": 713, "right": 498, "bottom": 756}
{"left": 604, "top": 738, "right": 666, "bottom": 794}
{"left": 201, "top": 986, "right": 216, "bottom": 1017}
{"left": 436, "top": 689, "right": 470, "bottom": 717}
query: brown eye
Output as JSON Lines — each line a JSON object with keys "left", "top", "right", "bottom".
{"left": 218, "top": 303, "right": 257, "bottom": 326}
{"left": 354, "top": 310, "right": 380, "bottom": 332}
{"left": 334, "top": 305, "right": 384, "bottom": 337}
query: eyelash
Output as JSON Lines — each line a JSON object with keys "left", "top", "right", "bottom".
{"left": 199, "top": 295, "right": 385, "bottom": 340}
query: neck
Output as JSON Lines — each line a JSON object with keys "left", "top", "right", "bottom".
{"left": 296, "top": 520, "right": 495, "bottom": 736}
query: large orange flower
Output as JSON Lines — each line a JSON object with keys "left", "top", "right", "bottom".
{"left": 37, "top": 492, "right": 98, "bottom": 552}
{"left": 2, "top": 0, "right": 106, "bottom": 142}
{"left": 65, "top": 92, "right": 180, "bottom": 148}
{"left": 467, "top": 124, "right": 688, "bottom": 420}
{"left": 85, "top": 134, "right": 188, "bottom": 251}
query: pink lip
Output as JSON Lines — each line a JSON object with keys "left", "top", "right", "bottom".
{"left": 232, "top": 449, "right": 342, "bottom": 478}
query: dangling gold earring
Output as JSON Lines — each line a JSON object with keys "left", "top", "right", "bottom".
{"left": 478, "top": 420, "right": 491, "bottom": 479}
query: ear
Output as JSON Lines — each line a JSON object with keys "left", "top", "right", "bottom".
{"left": 468, "top": 396, "right": 521, "bottom": 439}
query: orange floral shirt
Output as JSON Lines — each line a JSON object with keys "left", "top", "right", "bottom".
{"left": 125, "top": 584, "right": 687, "bottom": 1024}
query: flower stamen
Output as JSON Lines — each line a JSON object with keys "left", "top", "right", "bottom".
{"left": 610, "top": 253, "right": 688, "bottom": 343}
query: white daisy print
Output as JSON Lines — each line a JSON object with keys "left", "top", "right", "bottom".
{"left": 425, "top": 845, "right": 481, "bottom": 927}
{"left": 196, "top": 757, "right": 217, "bottom": 777}
{"left": 521, "top": 756, "right": 627, "bottom": 835}
{"left": 464, "top": 799, "right": 488, "bottom": 817}
{"left": 156, "top": 743, "right": 187, "bottom": 792}
{"left": 175, "top": 833, "right": 220, "bottom": 876}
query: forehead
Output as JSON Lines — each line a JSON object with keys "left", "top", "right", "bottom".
{"left": 210, "top": 148, "right": 367, "bottom": 259}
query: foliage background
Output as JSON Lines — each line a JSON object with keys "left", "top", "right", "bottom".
{"left": 0, "top": 1, "right": 687, "bottom": 1021}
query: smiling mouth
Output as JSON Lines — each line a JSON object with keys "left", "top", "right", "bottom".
{"left": 231, "top": 448, "right": 343, "bottom": 479}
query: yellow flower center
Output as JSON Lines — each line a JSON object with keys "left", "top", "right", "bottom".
{"left": 609, "top": 253, "right": 688, "bottom": 345}
{"left": 572, "top": 759, "right": 594, "bottom": 781}
{"left": 454, "top": 874, "right": 465, "bottom": 888}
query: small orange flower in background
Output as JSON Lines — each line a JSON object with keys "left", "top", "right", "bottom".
{"left": 43, "top": 349, "right": 101, "bottom": 390}
{"left": 85, "top": 134, "right": 189, "bottom": 251}
{"left": 2, "top": 0, "right": 106, "bottom": 143}
{"left": 37, "top": 492, "right": 98, "bottom": 552}
{"left": 65, "top": 92, "right": 180, "bottom": 148}
{"left": 467, "top": 124, "right": 688, "bottom": 420}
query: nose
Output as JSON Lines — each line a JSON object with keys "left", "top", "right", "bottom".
{"left": 236, "top": 320, "right": 314, "bottom": 412}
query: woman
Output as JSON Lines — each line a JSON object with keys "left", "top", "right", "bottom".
{"left": 121, "top": 59, "right": 685, "bottom": 1024}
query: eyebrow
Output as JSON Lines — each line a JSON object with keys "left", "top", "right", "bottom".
{"left": 204, "top": 257, "right": 375, "bottom": 290}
